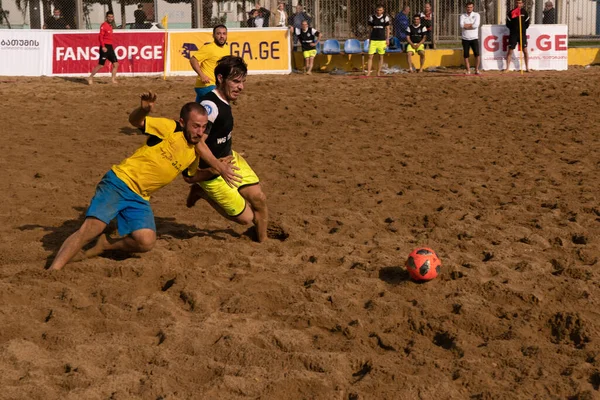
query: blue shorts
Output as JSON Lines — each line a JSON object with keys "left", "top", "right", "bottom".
{"left": 86, "top": 170, "right": 156, "bottom": 236}
{"left": 195, "top": 86, "right": 216, "bottom": 102}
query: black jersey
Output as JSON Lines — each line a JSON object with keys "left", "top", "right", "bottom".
{"left": 406, "top": 24, "right": 427, "bottom": 44}
{"left": 199, "top": 90, "right": 233, "bottom": 169}
{"left": 295, "top": 27, "right": 319, "bottom": 51}
{"left": 368, "top": 14, "right": 390, "bottom": 41}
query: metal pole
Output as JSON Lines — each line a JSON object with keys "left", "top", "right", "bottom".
{"left": 76, "top": 0, "right": 84, "bottom": 28}
{"left": 154, "top": 0, "right": 158, "bottom": 22}
{"left": 198, "top": 0, "right": 203, "bottom": 28}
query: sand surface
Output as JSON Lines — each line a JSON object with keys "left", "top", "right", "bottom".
{"left": 0, "top": 68, "right": 599, "bottom": 399}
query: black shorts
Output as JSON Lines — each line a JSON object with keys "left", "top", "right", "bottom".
{"left": 99, "top": 44, "right": 118, "bottom": 65}
{"left": 508, "top": 33, "right": 527, "bottom": 50}
{"left": 462, "top": 39, "right": 480, "bottom": 58}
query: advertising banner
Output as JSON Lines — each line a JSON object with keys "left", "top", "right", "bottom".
{"left": 481, "top": 24, "right": 568, "bottom": 71}
{"left": 0, "top": 31, "right": 51, "bottom": 76}
{"left": 169, "top": 28, "right": 291, "bottom": 75}
{"left": 52, "top": 32, "right": 165, "bottom": 75}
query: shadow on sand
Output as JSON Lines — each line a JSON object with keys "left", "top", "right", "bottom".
{"left": 18, "top": 206, "right": 242, "bottom": 269}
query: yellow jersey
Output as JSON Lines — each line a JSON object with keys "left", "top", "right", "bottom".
{"left": 193, "top": 42, "right": 230, "bottom": 88}
{"left": 112, "top": 117, "right": 198, "bottom": 200}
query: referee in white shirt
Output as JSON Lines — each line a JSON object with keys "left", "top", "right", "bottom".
{"left": 460, "top": 1, "right": 481, "bottom": 74}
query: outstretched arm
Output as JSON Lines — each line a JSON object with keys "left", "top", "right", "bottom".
{"left": 129, "top": 92, "right": 156, "bottom": 129}
{"left": 193, "top": 138, "right": 242, "bottom": 187}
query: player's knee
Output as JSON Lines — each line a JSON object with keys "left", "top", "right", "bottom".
{"left": 250, "top": 190, "right": 267, "bottom": 207}
{"left": 136, "top": 235, "right": 156, "bottom": 252}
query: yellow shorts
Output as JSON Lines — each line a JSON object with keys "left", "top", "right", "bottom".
{"left": 199, "top": 151, "right": 259, "bottom": 217}
{"left": 407, "top": 44, "right": 425, "bottom": 53}
{"left": 368, "top": 40, "right": 387, "bottom": 55}
{"left": 303, "top": 49, "right": 317, "bottom": 58}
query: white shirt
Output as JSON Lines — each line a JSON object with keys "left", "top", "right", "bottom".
{"left": 460, "top": 11, "right": 480, "bottom": 40}
{"left": 255, "top": 16, "right": 264, "bottom": 27}
{"left": 277, "top": 10, "right": 286, "bottom": 26}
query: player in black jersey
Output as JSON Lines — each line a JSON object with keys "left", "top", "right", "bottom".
{"left": 184, "top": 56, "right": 270, "bottom": 242}
{"left": 406, "top": 14, "right": 427, "bottom": 73}
{"left": 292, "top": 20, "right": 321, "bottom": 75}
{"left": 366, "top": 5, "right": 391, "bottom": 76}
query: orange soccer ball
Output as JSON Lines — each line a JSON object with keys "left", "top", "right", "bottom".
{"left": 405, "top": 247, "right": 442, "bottom": 281}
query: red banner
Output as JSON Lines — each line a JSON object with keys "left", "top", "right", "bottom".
{"left": 53, "top": 32, "right": 164, "bottom": 75}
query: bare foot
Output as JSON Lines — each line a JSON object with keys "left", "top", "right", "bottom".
{"left": 408, "top": 68, "right": 415, "bottom": 73}
{"left": 186, "top": 184, "right": 205, "bottom": 208}
{"left": 418, "top": 68, "right": 423, "bottom": 73}
{"left": 306, "top": 71, "right": 312, "bottom": 75}
{"left": 466, "top": 70, "right": 471, "bottom": 75}
{"left": 87, "top": 77, "right": 93, "bottom": 85}
{"left": 82, "top": 234, "right": 109, "bottom": 259}
{"left": 111, "top": 80, "right": 118, "bottom": 84}
{"left": 365, "top": 70, "right": 372, "bottom": 76}
{"left": 475, "top": 70, "right": 481, "bottom": 75}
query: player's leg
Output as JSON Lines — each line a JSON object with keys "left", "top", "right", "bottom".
{"left": 49, "top": 217, "right": 107, "bottom": 270}
{"left": 463, "top": 40, "right": 471, "bottom": 73}
{"left": 83, "top": 228, "right": 156, "bottom": 259}
{"left": 88, "top": 47, "right": 106, "bottom": 84}
{"left": 377, "top": 52, "right": 384, "bottom": 76}
{"left": 111, "top": 62, "right": 119, "bottom": 84}
{"left": 239, "top": 184, "right": 268, "bottom": 242}
{"left": 307, "top": 56, "right": 315, "bottom": 75}
{"left": 418, "top": 49, "right": 425, "bottom": 72}
{"left": 523, "top": 47, "right": 530, "bottom": 72}
{"left": 366, "top": 54, "right": 374, "bottom": 76}
{"left": 406, "top": 49, "right": 415, "bottom": 72}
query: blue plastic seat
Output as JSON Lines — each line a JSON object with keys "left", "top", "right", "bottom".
{"left": 386, "top": 37, "right": 403, "bottom": 53}
{"left": 322, "top": 39, "right": 341, "bottom": 55}
{"left": 363, "top": 39, "right": 370, "bottom": 53}
{"left": 343, "top": 39, "right": 362, "bottom": 54}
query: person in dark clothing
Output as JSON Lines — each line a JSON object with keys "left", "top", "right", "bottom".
{"left": 393, "top": 5, "right": 410, "bottom": 47}
{"left": 247, "top": 3, "right": 270, "bottom": 27}
{"left": 43, "top": 9, "right": 70, "bottom": 29}
{"left": 543, "top": 1, "right": 556, "bottom": 24}
{"left": 134, "top": 4, "right": 147, "bottom": 29}
{"left": 504, "top": 0, "right": 530, "bottom": 72}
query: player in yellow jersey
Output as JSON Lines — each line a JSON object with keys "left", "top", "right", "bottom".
{"left": 191, "top": 24, "right": 230, "bottom": 102}
{"left": 49, "top": 92, "right": 241, "bottom": 271}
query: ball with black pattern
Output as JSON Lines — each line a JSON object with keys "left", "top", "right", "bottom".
{"left": 405, "top": 247, "right": 441, "bottom": 281}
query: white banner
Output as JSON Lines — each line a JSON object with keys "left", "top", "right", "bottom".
{"left": 0, "top": 30, "right": 52, "bottom": 76}
{"left": 481, "top": 24, "right": 568, "bottom": 71}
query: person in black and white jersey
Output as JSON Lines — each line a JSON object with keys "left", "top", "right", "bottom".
{"left": 185, "top": 56, "right": 270, "bottom": 243}
{"left": 291, "top": 20, "right": 321, "bottom": 75}
{"left": 366, "top": 4, "right": 391, "bottom": 76}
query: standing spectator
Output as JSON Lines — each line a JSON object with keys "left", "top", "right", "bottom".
{"left": 247, "top": 10, "right": 260, "bottom": 27}
{"left": 190, "top": 25, "right": 229, "bottom": 102}
{"left": 543, "top": 1, "right": 556, "bottom": 24}
{"left": 43, "top": 9, "right": 70, "bottom": 29}
{"left": 393, "top": 5, "right": 410, "bottom": 48}
{"left": 406, "top": 14, "right": 427, "bottom": 73}
{"left": 270, "top": 1, "right": 288, "bottom": 27}
{"left": 419, "top": 3, "right": 433, "bottom": 48}
{"left": 88, "top": 11, "right": 119, "bottom": 85}
{"left": 134, "top": 4, "right": 147, "bottom": 29}
{"left": 289, "top": 4, "right": 312, "bottom": 29}
{"left": 289, "top": 4, "right": 312, "bottom": 49}
{"left": 248, "top": 3, "right": 270, "bottom": 27}
{"left": 504, "top": 0, "right": 530, "bottom": 72}
{"left": 366, "top": 4, "right": 391, "bottom": 77}
{"left": 460, "top": 1, "right": 480, "bottom": 74}
{"left": 291, "top": 20, "right": 320, "bottom": 75}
